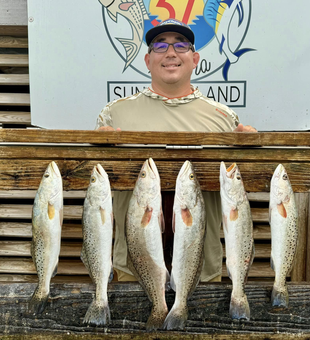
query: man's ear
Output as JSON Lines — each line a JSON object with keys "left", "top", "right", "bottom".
{"left": 193, "top": 52, "right": 200, "bottom": 69}
{"left": 144, "top": 53, "right": 150, "bottom": 70}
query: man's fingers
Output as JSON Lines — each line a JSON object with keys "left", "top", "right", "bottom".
{"left": 234, "top": 123, "right": 257, "bottom": 133}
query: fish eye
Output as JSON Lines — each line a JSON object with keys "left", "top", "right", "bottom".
{"left": 44, "top": 173, "right": 50, "bottom": 178}
{"left": 236, "top": 174, "right": 241, "bottom": 180}
{"left": 189, "top": 173, "right": 194, "bottom": 180}
{"left": 91, "top": 176, "right": 96, "bottom": 183}
{"left": 283, "top": 174, "right": 288, "bottom": 180}
{"left": 141, "top": 171, "right": 146, "bottom": 178}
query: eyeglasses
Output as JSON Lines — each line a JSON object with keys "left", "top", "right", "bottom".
{"left": 148, "top": 41, "right": 194, "bottom": 53}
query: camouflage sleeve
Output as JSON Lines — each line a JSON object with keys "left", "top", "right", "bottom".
{"left": 94, "top": 105, "right": 113, "bottom": 130}
{"left": 217, "top": 101, "right": 240, "bottom": 130}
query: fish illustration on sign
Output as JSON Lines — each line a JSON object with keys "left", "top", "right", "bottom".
{"left": 98, "top": 0, "right": 149, "bottom": 71}
{"left": 203, "top": 0, "right": 254, "bottom": 80}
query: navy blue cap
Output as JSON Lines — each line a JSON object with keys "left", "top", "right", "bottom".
{"left": 145, "top": 19, "right": 195, "bottom": 46}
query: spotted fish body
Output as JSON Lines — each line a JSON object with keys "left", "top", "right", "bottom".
{"left": 29, "top": 161, "right": 63, "bottom": 314}
{"left": 220, "top": 162, "right": 254, "bottom": 320}
{"left": 125, "top": 158, "right": 169, "bottom": 331}
{"left": 81, "top": 164, "right": 113, "bottom": 326}
{"left": 163, "top": 161, "right": 206, "bottom": 330}
{"left": 269, "top": 164, "right": 298, "bottom": 307}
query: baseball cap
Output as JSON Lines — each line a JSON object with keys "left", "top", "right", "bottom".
{"left": 145, "top": 19, "right": 195, "bottom": 46}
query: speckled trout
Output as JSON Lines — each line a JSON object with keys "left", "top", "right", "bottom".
{"left": 220, "top": 162, "right": 254, "bottom": 320}
{"left": 81, "top": 164, "right": 113, "bottom": 325}
{"left": 29, "top": 161, "right": 63, "bottom": 314}
{"left": 163, "top": 161, "right": 206, "bottom": 330}
{"left": 125, "top": 158, "right": 169, "bottom": 331}
{"left": 270, "top": 164, "right": 298, "bottom": 307}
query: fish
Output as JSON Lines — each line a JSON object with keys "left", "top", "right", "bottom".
{"left": 29, "top": 161, "right": 63, "bottom": 314}
{"left": 99, "top": 0, "right": 149, "bottom": 70}
{"left": 269, "top": 164, "right": 298, "bottom": 307}
{"left": 81, "top": 164, "right": 114, "bottom": 326}
{"left": 163, "top": 161, "right": 206, "bottom": 330}
{"left": 125, "top": 158, "right": 169, "bottom": 331}
{"left": 219, "top": 162, "right": 254, "bottom": 320}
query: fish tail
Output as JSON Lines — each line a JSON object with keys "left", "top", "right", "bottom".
{"left": 116, "top": 37, "right": 139, "bottom": 71}
{"left": 230, "top": 293, "right": 250, "bottom": 320}
{"left": 146, "top": 306, "right": 168, "bottom": 331}
{"left": 163, "top": 304, "right": 188, "bottom": 331}
{"left": 28, "top": 285, "right": 49, "bottom": 314}
{"left": 83, "top": 299, "right": 110, "bottom": 326}
{"left": 271, "top": 284, "right": 289, "bottom": 307}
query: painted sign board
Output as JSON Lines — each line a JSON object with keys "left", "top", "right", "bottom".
{"left": 28, "top": 0, "right": 310, "bottom": 131}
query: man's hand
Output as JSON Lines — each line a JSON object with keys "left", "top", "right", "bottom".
{"left": 234, "top": 123, "right": 257, "bottom": 133}
{"left": 97, "top": 126, "right": 121, "bottom": 131}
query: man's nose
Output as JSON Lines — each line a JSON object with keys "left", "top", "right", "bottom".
{"left": 166, "top": 44, "right": 177, "bottom": 56}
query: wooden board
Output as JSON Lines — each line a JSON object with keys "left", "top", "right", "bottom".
{"left": 0, "top": 282, "right": 310, "bottom": 337}
{"left": 0, "top": 111, "right": 31, "bottom": 125}
{"left": 0, "top": 93, "right": 30, "bottom": 105}
{"left": 0, "top": 54, "right": 28, "bottom": 66}
{"left": 0, "top": 73, "right": 29, "bottom": 85}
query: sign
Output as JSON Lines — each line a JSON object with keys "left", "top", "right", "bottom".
{"left": 28, "top": 0, "right": 310, "bottom": 131}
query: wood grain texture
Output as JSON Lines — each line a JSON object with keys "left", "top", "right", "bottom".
{"left": 0, "top": 26, "right": 28, "bottom": 37}
{"left": 0, "top": 111, "right": 31, "bottom": 124}
{"left": 1, "top": 130, "right": 310, "bottom": 146}
{"left": 0, "top": 159, "right": 309, "bottom": 192}
{"left": 0, "top": 54, "right": 28, "bottom": 66}
{"left": 0, "top": 73, "right": 29, "bottom": 84}
{"left": 0, "top": 36, "right": 28, "bottom": 48}
{"left": 0, "top": 93, "right": 30, "bottom": 105}
{"left": 1, "top": 282, "right": 310, "bottom": 337}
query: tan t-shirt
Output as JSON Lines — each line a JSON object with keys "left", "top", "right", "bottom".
{"left": 96, "top": 86, "right": 239, "bottom": 281}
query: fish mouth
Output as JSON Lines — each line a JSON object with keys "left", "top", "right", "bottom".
{"left": 94, "top": 164, "right": 106, "bottom": 177}
{"left": 50, "top": 161, "right": 61, "bottom": 178}
{"left": 147, "top": 158, "right": 159, "bottom": 179}
{"left": 226, "top": 163, "right": 237, "bottom": 179}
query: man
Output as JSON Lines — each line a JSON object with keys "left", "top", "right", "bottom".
{"left": 96, "top": 19, "right": 256, "bottom": 282}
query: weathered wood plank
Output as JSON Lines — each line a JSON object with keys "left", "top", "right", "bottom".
{"left": 1, "top": 130, "right": 310, "bottom": 146}
{"left": 0, "top": 36, "right": 28, "bottom": 48}
{"left": 0, "top": 0, "right": 28, "bottom": 26}
{"left": 0, "top": 93, "right": 30, "bottom": 105}
{"left": 0, "top": 111, "right": 31, "bottom": 125}
{"left": 0, "top": 222, "right": 82, "bottom": 239}
{"left": 0, "top": 73, "right": 29, "bottom": 84}
{"left": 1, "top": 282, "right": 310, "bottom": 337}
{"left": 0, "top": 204, "right": 83, "bottom": 220}
{"left": 0, "top": 25, "right": 28, "bottom": 37}
{"left": 0, "top": 159, "right": 309, "bottom": 192}
{"left": 1, "top": 144, "right": 310, "bottom": 162}
{"left": 0, "top": 54, "right": 28, "bottom": 66}
{"left": 0, "top": 258, "right": 274, "bottom": 277}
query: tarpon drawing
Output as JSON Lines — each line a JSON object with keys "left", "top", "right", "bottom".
{"left": 99, "top": 0, "right": 149, "bottom": 71}
{"left": 203, "top": 0, "right": 254, "bottom": 80}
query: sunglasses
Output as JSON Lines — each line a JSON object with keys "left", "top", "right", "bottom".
{"left": 148, "top": 41, "right": 195, "bottom": 53}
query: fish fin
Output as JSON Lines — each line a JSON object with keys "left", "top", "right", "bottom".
{"left": 181, "top": 207, "right": 193, "bottom": 227}
{"left": 100, "top": 207, "right": 106, "bottom": 224}
{"left": 51, "top": 264, "right": 58, "bottom": 278}
{"left": 107, "top": 9, "right": 117, "bottom": 22}
{"left": 48, "top": 203, "right": 55, "bottom": 220}
{"left": 116, "top": 37, "right": 139, "bottom": 71}
{"left": 81, "top": 246, "right": 94, "bottom": 282}
{"left": 119, "top": 2, "right": 134, "bottom": 11}
{"left": 141, "top": 206, "right": 153, "bottom": 228}
{"left": 163, "top": 304, "right": 187, "bottom": 330}
{"left": 277, "top": 202, "right": 287, "bottom": 218}
{"left": 28, "top": 284, "right": 49, "bottom": 314}
{"left": 137, "top": 0, "right": 149, "bottom": 19}
{"left": 170, "top": 271, "right": 176, "bottom": 292}
{"left": 172, "top": 212, "right": 175, "bottom": 233}
{"left": 271, "top": 284, "right": 289, "bottom": 307}
{"left": 226, "top": 263, "right": 232, "bottom": 280}
{"left": 83, "top": 300, "right": 110, "bottom": 326}
{"left": 270, "top": 255, "right": 275, "bottom": 271}
{"left": 244, "top": 244, "right": 255, "bottom": 283}
{"left": 230, "top": 294, "right": 250, "bottom": 320}
{"left": 146, "top": 305, "right": 168, "bottom": 331}
{"left": 109, "top": 265, "right": 114, "bottom": 283}
{"left": 165, "top": 269, "right": 171, "bottom": 291}
{"left": 188, "top": 252, "right": 204, "bottom": 298}
{"left": 229, "top": 208, "right": 238, "bottom": 221}
{"left": 59, "top": 207, "right": 63, "bottom": 226}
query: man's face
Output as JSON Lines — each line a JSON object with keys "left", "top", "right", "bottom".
{"left": 144, "top": 32, "right": 200, "bottom": 91}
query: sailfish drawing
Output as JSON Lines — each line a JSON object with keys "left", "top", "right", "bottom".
{"left": 203, "top": 0, "right": 254, "bottom": 80}
{"left": 99, "top": 0, "right": 149, "bottom": 71}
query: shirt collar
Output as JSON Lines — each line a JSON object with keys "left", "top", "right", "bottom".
{"left": 142, "top": 85, "right": 202, "bottom": 105}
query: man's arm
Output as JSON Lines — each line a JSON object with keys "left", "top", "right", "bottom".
{"left": 234, "top": 123, "right": 257, "bottom": 133}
